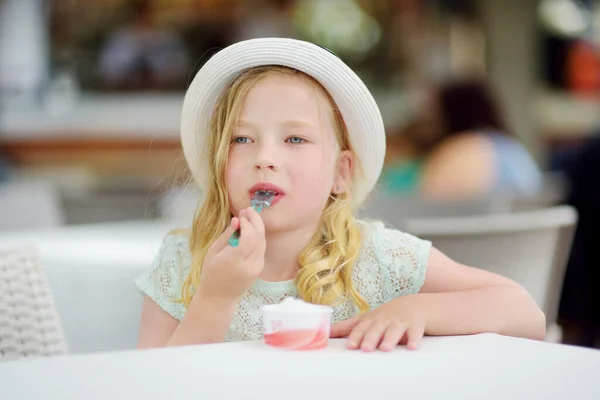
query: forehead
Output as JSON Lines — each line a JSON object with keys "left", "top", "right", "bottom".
{"left": 240, "top": 74, "right": 334, "bottom": 120}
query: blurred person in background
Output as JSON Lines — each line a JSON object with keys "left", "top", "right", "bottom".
{"left": 0, "top": 153, "right": 11, "bottom": 181}
{"left": 98, "top": 0, "right": 191, "bottom": 91}
{"left": 380, "top": 80, "right": 542, "bottom": 199}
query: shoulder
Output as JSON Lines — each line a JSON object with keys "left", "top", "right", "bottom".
{"left": 147, "top": 230, "right": 192, "bottom": 271}
{"left": 358, "top": 220, "right": 432, "bottom": 264}
{"left": 158, "top": 230, "right": 192, "bottom": 257}
{"left": 151, "top": 231, "right": 192, "bottom": 282}
{"left": 426, "top": 131, "right": 494, "bottom": 167}
{"left": 354, "top": 220, "right": 431, "bottom": 300}
{"left": 420, "top": 132, "right": 495, "bottom": 197}
{"left": 133, "top": 231, "right": 192, "bottom": 320}
{"left": 359, "top": 220, "right": 427, "bottom": 246}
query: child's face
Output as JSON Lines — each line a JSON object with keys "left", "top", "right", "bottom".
{"left": 226, "top": 74, "right": 350, "bottom": 233}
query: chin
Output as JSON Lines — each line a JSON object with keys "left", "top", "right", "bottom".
{"left": 260, "top": 214, "right": 287, "bottom": 233}
{"left": 263, "top": 212, "right": 320, "bottom": 235}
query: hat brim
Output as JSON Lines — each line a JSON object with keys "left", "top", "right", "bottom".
{"left": 180, "top": 37, "right": 386, "bottom": 208}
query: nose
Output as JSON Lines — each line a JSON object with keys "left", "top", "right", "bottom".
{"left": 253, "top": 140, "right": 280, "bottom": 172}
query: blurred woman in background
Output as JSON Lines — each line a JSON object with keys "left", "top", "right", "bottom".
{"left": 380, "top": 80, "right": 542, "bottom": 199}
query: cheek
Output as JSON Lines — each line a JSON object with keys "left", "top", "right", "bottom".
{"left": 226, "top": 148, "right": 246, "bottom": 182}
{"left": 225, "top": 161, "right": 235, "bottom": 191}
{"left": 225, "top": 151, "right": 247, "bottom": 209}
{"left": 290, "top": 160, "right": 335, "bottom": 199}
{"left": 225, "top": 160, "right": 238, "bottom": 185}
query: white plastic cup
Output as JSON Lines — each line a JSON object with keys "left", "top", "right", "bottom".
{"left": 262, "top": 298, "right": 333, "bottom": 350}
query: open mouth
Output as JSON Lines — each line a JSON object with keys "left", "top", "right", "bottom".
{"left": 255, "top": 189, "right": 279, "bottom": 196}
{"left": 248, "top": 184, "right": 285, "bottom": 207}
{"left": 253, "top": 190, "right": 284, "bottom": 206}
{"left": 249, "top": 183, "right": 285, "bottom": 197}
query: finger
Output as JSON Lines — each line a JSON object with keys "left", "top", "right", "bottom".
{"left": 406, "top": 324, "right": 425, "bottom": 351}
{"left": 359, "top": 321, "right": 388, "bottom": 352}
{"left": 213, "top": 217, "right": 240, "bottom": 251}
{"left": 330, "top": 315, "right": 362, "bottom": 338}
{"left": 244, "top": 206, "right": 265, "bottom": 237}
{"left": 243, "top": 207, "right": 266, "bottom": 261}
{"left": 237, "top": 215, "right": 257, "bottom": 256}
{"left": 379, "top": 323, "right": 407, "bottom": 352}
{"left": 347, "top": 319, "right": 372, "bottom": 350}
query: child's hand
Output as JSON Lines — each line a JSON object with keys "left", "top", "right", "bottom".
{"left": 196, "top": 206, "right": 266, "bottom": 303}
{"left": 330, "top": 296, "right": 426, "bottom": 352}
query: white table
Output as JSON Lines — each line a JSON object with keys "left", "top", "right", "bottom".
{"left": 1, "top": 335, "right": 599, "bottom": 400}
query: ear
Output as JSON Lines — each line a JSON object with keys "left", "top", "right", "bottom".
{"left": 332, "top": 150, "right": 354, "bottom": 195}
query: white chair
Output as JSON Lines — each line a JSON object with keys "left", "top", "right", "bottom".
{"left": 359, "top": 190, "right": 509, "bottom": 229}
{"left": 0, "top": 220, "right": 172, "bottom": 355}
{"left": 0, "top": 181, "right": 65, "bottom": 231}
{"left": 0, "top": 247, "right": 68, "bottom": 361}
{"left": 405, "top": 206, "right": 578, "bottom": 343}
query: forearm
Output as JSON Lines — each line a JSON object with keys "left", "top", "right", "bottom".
{"left": 167, "top": 295, "right": 237, "bottom": 347}
{"left": 417, "top": 285, "right": 546, "bottom": 340}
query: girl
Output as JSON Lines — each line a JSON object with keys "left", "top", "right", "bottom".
{"left": 135, "top": 38, "right": 545, "bottom": 352}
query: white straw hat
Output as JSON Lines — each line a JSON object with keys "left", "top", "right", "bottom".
{"left": 180, "top": 37, "right": 386, "bottom": 208}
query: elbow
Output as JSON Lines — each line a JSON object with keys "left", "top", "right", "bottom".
{"left": 512, "top": 287, "right": 547, "bottom": 341}
{"left": 493, "top": 284, "right": 547, "bottom": 341}
{"left": 526, "top": 306, "right": 547, "bottom": 341}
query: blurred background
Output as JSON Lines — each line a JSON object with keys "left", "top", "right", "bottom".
{"left": 2, "top": 0, "right": 596, "bottom": 222}
{"left": 1, "top": 0, "right": 600, "bottom": 354}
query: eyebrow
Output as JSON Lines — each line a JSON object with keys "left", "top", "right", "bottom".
{"left": 237, "top": 120, "right": 318, "bottom": 129}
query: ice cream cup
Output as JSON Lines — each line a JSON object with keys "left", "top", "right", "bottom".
{"left": 262, "top": 297, "right": 333, "bottom": 350}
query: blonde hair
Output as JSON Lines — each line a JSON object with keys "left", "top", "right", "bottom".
{"left": 180, "top": 65, "right": 369, "bottom": 312}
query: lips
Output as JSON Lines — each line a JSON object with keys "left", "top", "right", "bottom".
{"left": 249, "top": 182, "right": 285, "bottom": 196}
{"left": 248, "top": 182, "right": 285, "bottom": 206}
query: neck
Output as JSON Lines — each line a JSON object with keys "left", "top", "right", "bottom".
{"left": 260, "top": 223, "right": 319, "bottom": 282}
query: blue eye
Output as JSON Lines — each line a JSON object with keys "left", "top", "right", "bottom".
{"left": 234, "top": 136, "right": 251, "bottom": 144}
{"left": 287, "top": 136, "right": 305, "bottom": 144}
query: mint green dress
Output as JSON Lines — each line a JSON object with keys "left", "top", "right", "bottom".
{"left": 134, "top": 221, "right": 431, "bottom": 341}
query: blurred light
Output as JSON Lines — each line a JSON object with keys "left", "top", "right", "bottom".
{"left": 293, "top": 0, "right": 381, "bottom": 60}
{"left": 539, "top": 0, "right": 591, "bottom": 38}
